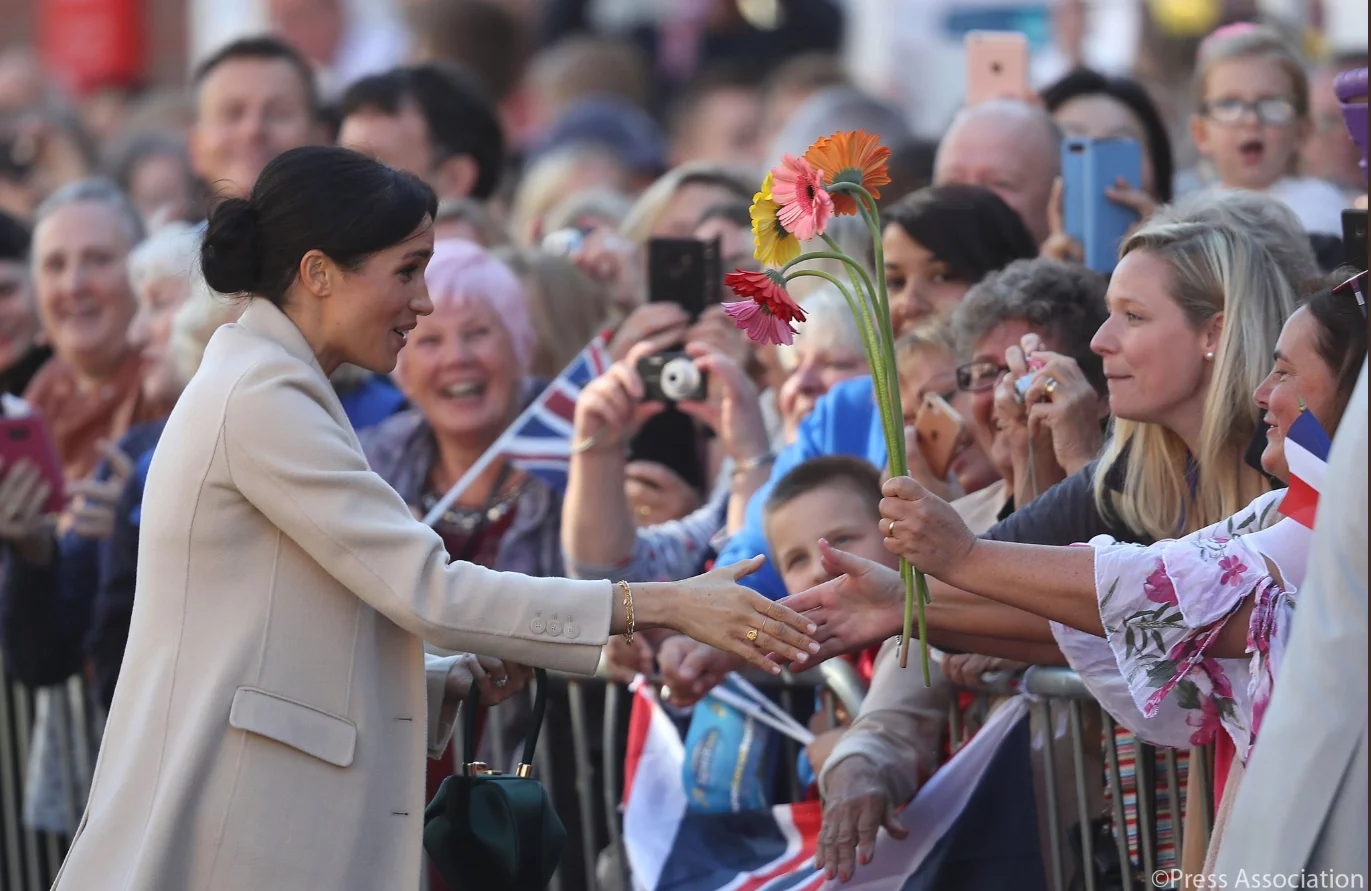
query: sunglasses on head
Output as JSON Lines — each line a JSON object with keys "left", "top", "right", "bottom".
{"left": 1333, "top": 269, "right": 1368, "bottom": 317}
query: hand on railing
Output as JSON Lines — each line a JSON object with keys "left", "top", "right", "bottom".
{"left": 443, "top": 655, "right": 532, "bottom": 707}
{"left": 816, "top": 755, "right": 908, "bottom": 883}
{"left": 940, "top": 654, "right": 1027, "bottom": 692}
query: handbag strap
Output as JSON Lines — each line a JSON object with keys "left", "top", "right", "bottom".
{"left": 462, "top": 666, "right": 550, "bottom": 775}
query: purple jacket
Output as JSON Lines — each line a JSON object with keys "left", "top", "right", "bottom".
{"left": 358, "top": 407, "right": 565, "bottom": 580}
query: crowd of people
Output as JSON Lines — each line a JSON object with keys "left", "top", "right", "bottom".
{"left": 0, "top": 2, "right": 1366, "bottom": 889}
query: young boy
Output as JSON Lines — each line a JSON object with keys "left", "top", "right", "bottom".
{"left": 761, "top": 455, "right": 949, "bottom": 793}
{"left": 762, "top": 455, "right": 895, "bottom": 600}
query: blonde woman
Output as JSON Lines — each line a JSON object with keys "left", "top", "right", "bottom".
{"left": 780, "top": 189, "right": 1310, "bottom": 664}
{"left": 493, "top": 246, "right": 617, "bottom": 379}
{"left": 777, "top": 190, "right": 1312, "bottom": 882}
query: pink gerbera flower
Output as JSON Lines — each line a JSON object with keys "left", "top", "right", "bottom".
{"left": 722, "top": 269, "right": 807, "bottom": 346}
{"left": 769, "top": 154, "right": 834, "bottom": 242}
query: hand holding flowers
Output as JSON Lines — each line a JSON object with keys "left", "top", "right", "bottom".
{"left": 720, "top": 129, "right": 935, "bottom": 680}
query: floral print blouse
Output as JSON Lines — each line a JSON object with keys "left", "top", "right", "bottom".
{"left": 1053, "top": 489, "right": 1305, "bottom": 762}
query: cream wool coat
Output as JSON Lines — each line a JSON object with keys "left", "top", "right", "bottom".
{"left": 53, "top": 299, "right": 613, "bottom": 891}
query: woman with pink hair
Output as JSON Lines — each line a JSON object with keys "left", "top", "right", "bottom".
{"left": 361, "top": 237, "right": 546, "bottom": 581}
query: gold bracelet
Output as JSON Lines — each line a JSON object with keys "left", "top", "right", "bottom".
{"left": 616, "top": 580, "right": 635, "bottom": 645}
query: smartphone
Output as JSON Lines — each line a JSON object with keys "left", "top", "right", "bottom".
{"left": 648, "top": 237, "right": 720, "bottom": 320}
{"left": 1061, "top": 137, "right": 1143, "bottom": 274}
{"left": 0, "top": 415, "right": 66, "bottom": 514}
{"left": 1333, "top": 66, "right": 1367, "bottom": 182}
{"left": 914, "top": 393, "right": 965, "bottom": 480}
{"left": 1343, "top": 208, "right": 1367, "bottom": 272}
{"left": 964, "top": 31, "right": 1030, "bottom": 107}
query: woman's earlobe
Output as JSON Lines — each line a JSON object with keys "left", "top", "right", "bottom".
{"left": 299, "top": 251, "right": 332, "bottom": 297}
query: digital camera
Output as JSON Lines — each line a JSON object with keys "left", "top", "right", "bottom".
{"left": 637, "top": 352, "right": 708, "bottom": 403}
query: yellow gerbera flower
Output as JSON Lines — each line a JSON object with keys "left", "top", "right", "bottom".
{"left": 750, "top": 173, "right": 802, "bottom": 267}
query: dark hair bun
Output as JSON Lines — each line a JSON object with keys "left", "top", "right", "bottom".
{"left": 201, "top": 197, "right": 260, "bottom": 294}
{"left": 198, "top": 146, "right": 437, "bottom": 308}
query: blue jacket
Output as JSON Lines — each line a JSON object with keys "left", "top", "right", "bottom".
{"left": 716, "top": 376, "right": 886, "bottom": 601}
{"left": 0, "top": 384, "right": 399, "bottom": 705}
{"left": 0, "top": 419, "right": 166, "bottom": 698}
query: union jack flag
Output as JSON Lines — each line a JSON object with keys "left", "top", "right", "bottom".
{"left": 502, "top": 329, "right": 613, "bottom": 492}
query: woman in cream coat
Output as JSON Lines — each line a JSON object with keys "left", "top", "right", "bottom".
{"left": 52, "top": 147, "right": 817, "bottom": 891}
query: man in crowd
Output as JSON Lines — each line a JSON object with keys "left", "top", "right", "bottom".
{"left": 337, "top": 64, "right": 505, "bottom": 205}
{"left": 932, "top": 99, "right": 1060, "bottom": 244}
{"left": 265, "top": 0, "right": 408, "bottom": 100}
{"left": 189, "top": 37, "right": 324, "bottom": 201}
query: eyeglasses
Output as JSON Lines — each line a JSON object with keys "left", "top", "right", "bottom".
{"left": 1203, "top": 96, "right": 1298, "bottom": 127}
{"left": 1333, "top": 269, "right": 1368, "bottom": 317}
{"left": 956, "top": 360, "right": 1010, "bottom": 393}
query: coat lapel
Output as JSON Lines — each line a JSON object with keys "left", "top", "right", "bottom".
{"left": 235, "top": 299, "right": 364, "bottom": 451}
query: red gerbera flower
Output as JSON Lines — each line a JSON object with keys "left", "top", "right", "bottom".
{"left": 722, "top": 269, "right": 807, "bottom": 346}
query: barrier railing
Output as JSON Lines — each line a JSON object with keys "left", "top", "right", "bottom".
{"left": 2, "top": 659, "right": 1212, "bottom": 891}
{"left": 0, "top": 666, "right": 100, "bottom": 891}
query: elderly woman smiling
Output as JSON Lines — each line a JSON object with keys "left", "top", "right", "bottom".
{"left": 361, "top": 238, "right": 549, "bottom": 572}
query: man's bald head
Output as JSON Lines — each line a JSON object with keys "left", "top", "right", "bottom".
{"left": 933, "top": 100, "right": 1060, "bottom": 244}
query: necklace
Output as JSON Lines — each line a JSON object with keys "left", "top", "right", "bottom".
{"left": 421, "top": 463, "right": 524, "bottom": 534}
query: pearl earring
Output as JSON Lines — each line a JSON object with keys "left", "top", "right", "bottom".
{"left": 1205, "top": 351, "right": 1214, "bottom": 360}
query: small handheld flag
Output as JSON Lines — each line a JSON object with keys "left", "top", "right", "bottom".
{"left": 1280, "top": 409, "right": 1332, "bottom": 529}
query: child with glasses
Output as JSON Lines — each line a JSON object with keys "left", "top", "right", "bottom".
{"left": 1190, "top": 23, "right": 1349, "bottom": 237}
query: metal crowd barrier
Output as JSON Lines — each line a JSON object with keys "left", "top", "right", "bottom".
{"left": 0, "top": 665, "right": 100, "bottom": 891}
{"left": 1, "top": 659, "right": 1213, "bottom": 891}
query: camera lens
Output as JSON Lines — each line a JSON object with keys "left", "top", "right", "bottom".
{"left": 660, "top": 357, "right": 702, "bottom": 401}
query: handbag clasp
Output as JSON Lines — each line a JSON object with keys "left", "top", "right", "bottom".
{"left": 463, "top": 761, "right": 500, "bottom": 777}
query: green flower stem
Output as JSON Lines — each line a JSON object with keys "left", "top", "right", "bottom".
{"left": 783, "top": 270, "right": 883, "bottom": 400}
{"left": 821, "top": 183, "right": 932, "bottom": 683}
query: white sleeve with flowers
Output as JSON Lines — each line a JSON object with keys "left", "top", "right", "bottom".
{"left": 1052, "top": 490, "right": 1298, "bottom": 760}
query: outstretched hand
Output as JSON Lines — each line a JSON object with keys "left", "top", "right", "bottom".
{"left": 667, "top": 556, "right": 819, "bottom": 676}
{"left": 777, "top": 540, "right": 905, "bottom": 670}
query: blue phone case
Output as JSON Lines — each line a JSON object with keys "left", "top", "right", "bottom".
{"left": 1061, "top": 137, "right": 1142, "bottom": 274}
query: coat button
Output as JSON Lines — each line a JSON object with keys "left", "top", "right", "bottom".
{"left": 529, "top": 611, "right": 546, "bottom": 634}
{"left": 563, "top": 616, "right": 579, "bottom": 640}
{"left": 546, "top": 613, "right": 562, "bottom": 637}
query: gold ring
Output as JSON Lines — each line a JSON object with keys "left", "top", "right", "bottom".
{"left": 1044, "top": 378, "right": 1058, "bottom": 397}
{"left": 745, "top": 628, "right": 759, "bottom": 643}
{"left": 887, "top": 520, "right": 898, "bottom": 538}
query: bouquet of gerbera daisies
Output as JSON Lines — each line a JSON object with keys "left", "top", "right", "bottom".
{"left": 721, "top": 131, "right": 933, "bottom": 682}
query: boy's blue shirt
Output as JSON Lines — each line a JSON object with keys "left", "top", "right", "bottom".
{"left": 716, "top": 376, "right": 886, "bottom": 601}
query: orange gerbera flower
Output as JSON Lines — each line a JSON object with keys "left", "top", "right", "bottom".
{"left": 803, "top": 130, "right": 892, "bottom": 216}
{"left": 722, "top": 269, "right": 807, "bottom": 346}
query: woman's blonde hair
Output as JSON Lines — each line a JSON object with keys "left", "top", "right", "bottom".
{"left": 895, "top": 317, "right": 955, "bottom": 364}
{"left": 170, "top": 273, "right": 241, "bottom": 386}
{"left": 492, "top": 246, "right": 617, "bottom": 379}
{"left": 617, "top": 161, "right": 753, "bottom": 245}
{"left": 509, "top": 145, "right": 628, "bottom": 247}
{"left": 1093, "top": 192, "right": 1302, "bottom": 539}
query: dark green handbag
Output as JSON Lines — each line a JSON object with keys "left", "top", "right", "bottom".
{"left": 423, "top": 667, "right": 566, "bottom": 891}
